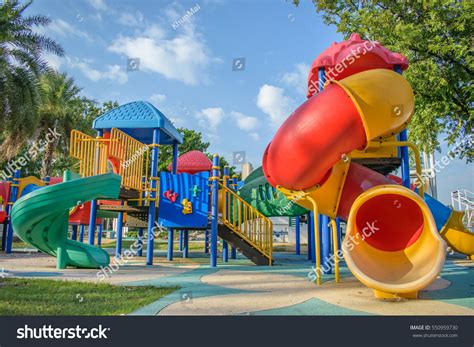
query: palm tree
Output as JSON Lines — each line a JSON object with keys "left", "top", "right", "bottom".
{"left": 0, "top": 0, "right": 64, "bottom": 159}
{"left": 38, "top": 71, "right": 81, "bottom": 177}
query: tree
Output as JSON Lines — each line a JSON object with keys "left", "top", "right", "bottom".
{"left": 0, "top": 0, "right": 64, "bottom": 159}
{"left": 158, "top": 128, "right": 211, "bottom": 172}
{"left": 37, "top": 71, "right": 82, "bottom": 177}
{"left": 157, "top": 127, "right": 237, "bottom": 175}
{"left": 294, "top": 0, "right": 473, "bottom": 161}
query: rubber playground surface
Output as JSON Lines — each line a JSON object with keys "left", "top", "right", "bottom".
{"left": 1, "top": 250, "right": 472, "bottom": 316}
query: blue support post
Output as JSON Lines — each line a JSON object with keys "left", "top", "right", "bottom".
{"left": 393, "top": 65, "right": 410, "bottom": 188}
{"left": 210, "top": 155, "right": 220, "bottom": 267}
{"left": 138, "top": 228, "right": 143, "bottom": 257}
{"left": 310, "top": 213, "right": 316, "bottom": 264}
{"left": 167, "top": 228, "right": 174, "bottom": 261}
{"left": 2, "top": 177, "right": 12, "bottom": 251}
{"left": 138, "top": 175, "right": 146, "bottom": 257}
{"left": 71, "top": 225, "right": 78, "bottom": 241}
{"left": 183, "top": 229, "right": 189, "bottom": 258}
{"left": 88, "top": 129, "right": 103, "bottom": 245}
{"left": 79, "top": 224, "right": 85, "bottom": 242}
{"left": 336, "top": 217, "right": 342, "bottom": 251}
{"left": 321, "top": 215, "right": 331, "bottom": 274}
{"left": 5, "top": 170, "right": 20, "bottom": 254}
{"left": 205, "top": 229, "right": 209, "bottom": 254}
{"left": 230, "top": 175, "right": 237, "bottom": 259}
{"left": 222, "top": 240, "right": 228, "bottom": 262}
{"left": 318, "top": 67, "right": 326, "bottom": 93}
{"left": 146, "top": 129, "right": 160, "bottom": 266}
{"left": 179, "top": 230, "right": 183, "bottom": 252}
{"left": 222, "top": 166, "right": 230, "bottom": 263}
{"left": 116, "top": 204, "right": 124, "bottom": 258}
{"left": 307, "top": 212, "right": 312, "bottom": 260}
{"left": 295, "top": 216, "right": 301, "bottom": 255}
{"left": 43, "top": 176, "right": 50, "bottom": 185}
{"left": 97, "top": 223, "right": 103, "bottom": 246}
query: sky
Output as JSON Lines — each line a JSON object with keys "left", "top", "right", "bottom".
{"left": 29, "top": 0, "right": 472, "bottom": 206}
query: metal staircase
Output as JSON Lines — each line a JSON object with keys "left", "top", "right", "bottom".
{"left": 451, "top": 189, "right": 474, "bottom": 231}
{"left": 218, "top": 183, "right": 273, "bottom": 265}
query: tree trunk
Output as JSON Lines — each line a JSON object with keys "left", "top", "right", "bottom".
{"left": 40, "top": 140, "right": 55, "bottom": 179}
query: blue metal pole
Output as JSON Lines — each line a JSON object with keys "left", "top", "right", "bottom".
{"left": 318, "top": 67, "right": 326, "bottom": 93}
{"left": 295, "top": 216, "right": 301, "bottom": 255}
{"left": 336, "top": 217, "right": 342, "bottom": 251}
{"left": 2, "top": 176, "right": 12, "bottom": 251}
{"left": 171, "top": 143, "right": 179, "bottom": 174}
{"left": 210, "top": 155, "right": 219, "bottom": 267}
{"left": 97, "top": 223, "right": 103, "bottom": 246}
{"left": 179, "top": 230, "right": 183, "bottom": 252}
{"left": 183, "top": 229, "right": 189, "bottom": 258}
{"left": 87, "top": 129, "right": 103, "bottom": 245}
{"left": 116, "top": 205, "right": 124, "bottom": 258}
{"left": 138, "top": 175, "right": 145, "bottom": 257}
{"left": 167, "top": 228, "right": 174, "bottom": 261}
{"left": 5, "top": 170, "right": 20, "bottom": 254}
{"left": 205, "top": 229, "right": 209, "bottom": 254}
{"left": 146, "top": 129, "right": 160, "bottom": 265}
{"left": 79, "top": 224, "right": 85, "bottom": 242}
{"left": 230, "top": 175, "right": 237, "bottom": 259}
{"left": 71, "top": 225, "right": 78, "bottom": 240}
{"left": 222, "top": 166, "right": 230, "bottom": 263}
{"left": 307, "top": 212, "right": 312, "bottom": 260}
{"left": 321, "top": 215, "right": 331, "bottom": 274}
{"left": 393, "top": 65, "right": 410, "bottom": 188}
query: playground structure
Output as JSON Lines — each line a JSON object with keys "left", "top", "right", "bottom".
{"left": 0, "top": 33, "right": 472, "bottom": 300}
{"left": 4, "top": 101, "right": 273, "bottom": 270}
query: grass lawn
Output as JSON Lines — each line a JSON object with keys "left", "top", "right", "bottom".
{"left": 0, "top": 278, "right": 178, "bottom": 315}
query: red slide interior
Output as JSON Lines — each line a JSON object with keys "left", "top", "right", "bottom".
{"left": 355, "top": 194, "right": 424, "bottom": 252}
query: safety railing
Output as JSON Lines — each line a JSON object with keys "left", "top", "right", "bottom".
{"left": 70, "top": 129, "right": 151, "bottom": 200}
{"left": 108, "top": 128, "right": 149, "bottom": 192}
{"left": 219, "top": 183, "right": 273, "bottom": 264}
{"left": 70, "top": 130, "right": 108, "bottom": 177}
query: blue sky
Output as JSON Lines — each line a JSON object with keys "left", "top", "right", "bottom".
{"left": 30, "top": 0, "right": 472, "bottom": 205}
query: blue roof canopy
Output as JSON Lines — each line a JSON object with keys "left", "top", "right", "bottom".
{"left": 92, "top": 101, "right": 183, "bottom": 145}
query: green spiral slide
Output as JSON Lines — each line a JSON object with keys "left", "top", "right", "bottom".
{"left": 11, "top": 173, "right": 121, "bottom": 269}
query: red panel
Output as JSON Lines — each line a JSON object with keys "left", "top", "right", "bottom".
{"left": 0, "top": 182, "right": 10, "bottom": 205}
{"left": 168, "top": 150, "right": 212, "bottom": 174}
{"left": 263, "top": 84, "right": 366, "bottom": 190}
{"left": 49, "top": 177, "right": 63, "bottom": 185}
{"left": 68, "top": 201, "right": 103, "bottom": 225}
{"left": 337, "top": 163, "right": 393, "bottom": 220}
{"left": 355, "top": 194, "right": 424, "bottom": 251}
{"left": 307, "top": 33, "right": 409, "bottom": 98}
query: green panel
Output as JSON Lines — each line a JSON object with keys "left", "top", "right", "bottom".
{"left": 237, "top": 166, "right": 308, "bottom": 217}
{"left": 11, "top": 173, "right": 121, "bottom": 269}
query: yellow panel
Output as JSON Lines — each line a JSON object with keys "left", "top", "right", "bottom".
{"left": 343, "top": 185, "right": 446, "bottom": 298}
{"left": 333, "top": 69, "right": 414, "bottom": 145}
{"left": 350, "top": 135, "right": 398, "bottom": 159}
{"left": 277, "top": 160, "right": 350, "bottom": 218}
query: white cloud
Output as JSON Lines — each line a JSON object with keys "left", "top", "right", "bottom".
{"left": 257, "top": 84, "right": 294, "bottom": 126}
{"left": 280, "top": 63, "right": 310, "bottom": 96}
{"left": 43, "top": 52, "right": 63, "bottom": 70}
{"left": 74, "top": 61, "right": 127, "bottom": 84}
{"left": 196, "top": 107, "right": 224, "bottom": 130}
{"left": 117, "top": 11, "right": 145, "bottom": 27}
{"left": 231, "top": 111, "right": 258, "bottom": 131}
{"left": 88, "top": 0, "right": 108, "bottom": 10}
{"left": 42, "top": 54, "right": 127, "bottom": 84}
{"left": 149, "top": 93, "right": 167, "bottom": 104}
{"left": 249, "top": 132, "right": 260, "bottom": 141}
{"left": 46, "top": 19, "right": 92, "bottom": 41}
{"left": 108, "top": 20, "right": 213, "bottom": 85}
